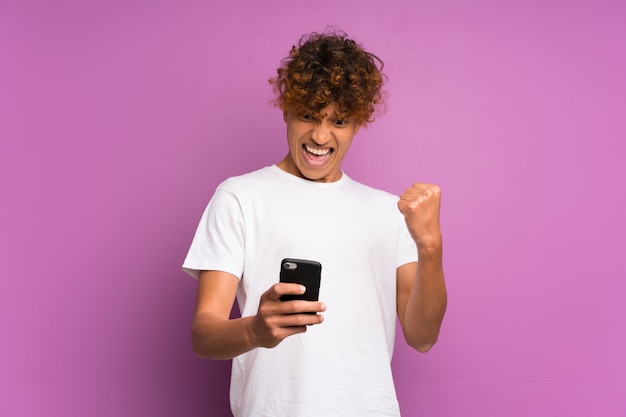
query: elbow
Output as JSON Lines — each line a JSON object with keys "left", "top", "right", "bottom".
{"left": 414, "top": 339, "right": 437, "bottom": 353}
{"left": 191, "top": 336, "right": 223, "bottom": 360}
{"left": 402, "top": 306, "right": 447, "bottom": 353}
{"left": 192, "top": 342, "right": 209, "bottom": 359}
{"left": 407, "top": 335, "right": 438, "bottom": 353}
{"left": 191, "top": 328, "right": 208, "bottom": 359}
{"left": 191, "top": 322, "right": 216, "bottom": 359}
{"left": 403, "top": 322, "right": 441, "bottom": 353}
{"left": 191, "top": 323, "right": 234, "bottom": 360}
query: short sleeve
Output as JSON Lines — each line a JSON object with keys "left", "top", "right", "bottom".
{"left": 396, "top": 212, "right": 418, "bottom": 268}
{"left": 182, "top": 188, "right": 245, "bottom": 279}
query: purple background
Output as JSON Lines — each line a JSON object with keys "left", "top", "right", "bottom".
{"left": 1, "top": 0, "right": 625, "bottom": 416}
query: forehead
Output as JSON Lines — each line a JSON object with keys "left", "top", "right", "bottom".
{"left": 318, "top": 104, "right": 339, "bottom": 117}
{"left": 300, "top": 103, "right": 352, "bottom": 119}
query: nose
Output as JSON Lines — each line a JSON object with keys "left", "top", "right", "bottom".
{"left": 311, "top": 121, "right": 332, "bottom": 145}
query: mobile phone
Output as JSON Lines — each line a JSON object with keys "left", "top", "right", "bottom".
{"left": 279, "top": 258, "right": 322, "bottom": 303}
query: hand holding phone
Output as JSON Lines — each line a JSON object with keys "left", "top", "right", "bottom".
{"left": 279, "top": 258, "right": 321, "bottom": 304}
{"left": 248, "top": 260, "right": 324, "bottom": 348}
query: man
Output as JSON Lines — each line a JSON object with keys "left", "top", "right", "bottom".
{"left": 183, "top": 30, "right": 447, "bottom": 417}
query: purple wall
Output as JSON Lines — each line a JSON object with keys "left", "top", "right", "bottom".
{"left": 1, "top": 0, "right": 625, "bottom": 416}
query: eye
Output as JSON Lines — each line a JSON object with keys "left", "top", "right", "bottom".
{"left": 333, "top": 119, "right": 348, "bottom": 127}
{"left": 300, "top": 113, "right": 315, "bottom": 121}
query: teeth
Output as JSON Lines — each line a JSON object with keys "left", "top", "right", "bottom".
{"left": 305, "top": 145, "right": 331, "bottom": 156}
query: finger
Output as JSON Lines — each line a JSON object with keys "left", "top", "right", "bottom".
{"left": 271, "top": 301, "right": 326, "bottom": 320}
{"left": 277, "top": 282, "right": 307, "bottom": 295}
{"left": 264, "top": 282, "right": 306, "bottom": 301}
{"left": 399, "top": 189, "right": 428, "bottom": 202}
{"left": 397, "top": 195, "right": 422, "bottom": 210}
{"left": 282, "top": 300, "right": 327, "bottom": 314}
{"left": 280, "top": 310, "right": 325, "bottom": 327}
{"left": 404, "top": 183, "right": 440, "bottom": 195}
{"left": 400, "top": 185, "right": 441, "bottom": 204}
{"left": 273, "top": 324, "right": 310, "bottom": 340}
{"left": 261, "top": 294, "right": 326, "bottom": 317}
{"left": 398, "top": 194, "right": 421, "bottom": 207}
{"left": 405, "top": 183, "right": 428, "bottom": 193}
{"left": 401, "top": 188, "right": 423, "bottom": 198}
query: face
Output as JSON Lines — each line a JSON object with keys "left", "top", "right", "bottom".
{"left": 277, "top": 104, "right": 361, "bottom": 183}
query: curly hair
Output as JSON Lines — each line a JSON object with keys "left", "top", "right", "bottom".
{"left": 270, "top": 30, "right": 386, "bottom": 126}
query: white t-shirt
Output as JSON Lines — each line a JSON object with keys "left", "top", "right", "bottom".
{"left": 183, "top": 165, "right": 417, "bottom": 417}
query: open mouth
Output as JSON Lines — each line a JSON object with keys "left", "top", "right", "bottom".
{"left": 303, "top": 144, "right": 333, "bottom": 157}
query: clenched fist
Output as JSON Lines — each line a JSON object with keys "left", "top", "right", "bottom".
{"left": 397, "top": 183, "right": 442, "bottom": 251}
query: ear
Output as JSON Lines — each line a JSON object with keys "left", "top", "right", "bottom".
{"left": 283, "top": 110, "right": 288, "bottom": 122}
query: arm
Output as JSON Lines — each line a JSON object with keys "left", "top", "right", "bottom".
{"left": 191, "top": 270, "right": 326, "bottom": 360}
{"left": 396, "top": 183, "right": 448, "bottom": 353}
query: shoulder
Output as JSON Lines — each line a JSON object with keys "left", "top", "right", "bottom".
{"left": 217, "top": 166, "right": 277, "bottom": 192}
{"left": 343, "top": 175, "right": 400, "bottom": 205}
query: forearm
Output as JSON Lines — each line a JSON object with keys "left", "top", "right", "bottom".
{"left": 191, "top": 313, "right": 257, "bottom": 360}
{"left": 403, "top": 244, "right": 447, "bottom": 352}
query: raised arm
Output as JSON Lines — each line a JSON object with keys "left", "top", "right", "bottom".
{"left": 396, "top": 183, "right": 447, "bottom": 353}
